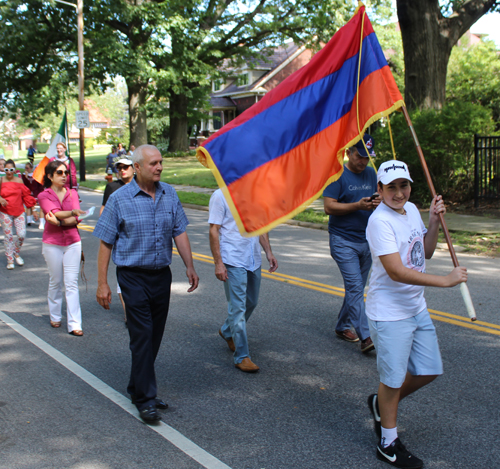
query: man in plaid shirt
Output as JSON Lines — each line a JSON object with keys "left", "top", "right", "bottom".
{"left": 94, "top": 144, "right": 199, "bottom": 423}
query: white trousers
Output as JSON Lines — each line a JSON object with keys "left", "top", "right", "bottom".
{"left": 42, "top": 242, "right": 82, "bottom": 332}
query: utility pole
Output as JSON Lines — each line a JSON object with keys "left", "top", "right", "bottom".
{"left": 77, "top": 0, "right": 85, "bottom": 181}
{"left": 54, "top": 0, "right": 86, "bottom": 181}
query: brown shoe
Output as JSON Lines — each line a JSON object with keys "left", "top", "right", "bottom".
{"left": 219, "top": 329, "right": 235, "bottom": 352}
{"left": 361, "top": 337, "right": 375, "bottom": 353}
{"left": 235, "top": 357, "right": 260, "bottom": 373}
{"left": 335, "top": 329, "right": 359, "bottom": 342}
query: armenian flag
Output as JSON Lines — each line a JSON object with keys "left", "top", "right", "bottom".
{"left": 197, "top": 2, "right": 404, "bottom": 236}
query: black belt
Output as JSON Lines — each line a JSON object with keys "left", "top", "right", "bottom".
{"left": 117, "top": 266, "right": 170, "bottom": 274}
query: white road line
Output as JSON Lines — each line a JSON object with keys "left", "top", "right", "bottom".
{"left": 0, "top": 310, "right": 232, "bottom": 469}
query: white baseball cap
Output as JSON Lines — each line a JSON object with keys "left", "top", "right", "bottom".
{"left": 115, "top": 157, "right": 133, "bottom": 166}
{"left": 377, "top": 160, "right": 413, "bottom": 184}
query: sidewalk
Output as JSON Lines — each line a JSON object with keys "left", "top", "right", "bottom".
{"left": 307, "top": 198, "right": 500, "bottom": 234}
{"left": 82, "top": 174, "right": 500, "bottom": 234}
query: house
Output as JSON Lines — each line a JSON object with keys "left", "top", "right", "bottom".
{"left": 67, "top": 100, "right": 111, "bottom": 144}
{"left": 200, "top": 41, "right": 317, "bottom": 139}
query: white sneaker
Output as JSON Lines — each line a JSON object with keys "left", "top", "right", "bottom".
{"left": 14, "top": 256, "right": 24, "bottom": 266}
{"left": 39, "top": 218, "right": 45, "bottom": 230}
{"left": 6, "top": 263, "right": 14, "bottom": 270}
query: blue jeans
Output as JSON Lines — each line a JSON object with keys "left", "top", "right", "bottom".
{"left": 220, "top": 265, "right": 261, "bottom": 364}
{"left": 330, "top": 234, "right": 371, "bottom": 341}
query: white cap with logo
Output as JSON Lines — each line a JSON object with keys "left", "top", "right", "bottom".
{"left": 377, "top": 161, "right": 413, "bottom": 185}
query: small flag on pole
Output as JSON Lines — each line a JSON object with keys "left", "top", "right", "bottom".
{"left": 45, "top": 110, "right": 68, "bottom": 159}
{"left": 34, "top": 110, "right": 68, "bottom": 185}
{"left": 197, "top": 3, "right": 404, "bottom": 236}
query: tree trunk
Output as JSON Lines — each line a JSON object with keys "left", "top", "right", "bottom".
{"left": 397, "top": 0, "right": 453, "bottom": 110}
{"left": 397, "top": 0, "right": 498, "bottom": 111}
{"left": 127, "top": 80, "right": 148, "bottom": 148}
{"left": 168, "top": 92, "right": 189, "bottom": 152}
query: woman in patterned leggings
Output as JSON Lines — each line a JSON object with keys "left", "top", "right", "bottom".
{"left": 0, "top": 160, "right": 38, "bottom": 269}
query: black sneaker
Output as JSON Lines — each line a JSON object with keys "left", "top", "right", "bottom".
{"left": 376, "top": 438, "right": 423, "bottom": 468}
{"left": 367, "top": 394, "right": 381, "bottom": 438}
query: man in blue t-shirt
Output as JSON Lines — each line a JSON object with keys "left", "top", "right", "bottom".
{"left": 323, "top": 134, "right": 380, "bottom": 354}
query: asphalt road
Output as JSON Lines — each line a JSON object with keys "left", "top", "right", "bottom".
{"left": 1, "top": 189, "right": 499, "bottom": 469}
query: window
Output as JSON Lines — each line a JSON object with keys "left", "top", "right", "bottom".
{"left": 212, "top": 112, "right": 223, "bottom": 130}
{"left": 213, "top": 79, "right": 223, "bottom": 92}
{"left": 237, "top": 73, "right": 249, "bottom": 87}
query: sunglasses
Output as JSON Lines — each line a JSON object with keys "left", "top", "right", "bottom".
{"left": 56, "top": 170, "right": 69, "bottom": 176}
{"left": 117, "top": 164, "right": 131, "bottom": 170}
{"left": 4, "top": 168, "right": 15, "bottom": 172}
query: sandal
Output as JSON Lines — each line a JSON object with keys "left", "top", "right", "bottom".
{"left": 69, "top": 330, "right": 83, "bottom": 336}
{"left": 50, "top": 321, "right": 61, "bottom": 328}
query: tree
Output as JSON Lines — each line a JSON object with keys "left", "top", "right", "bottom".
{"left": 0, "top": 0, "right": 77, "bottom": 120}
{"left": 447, "top": 38, "right": 500, "bottom": 125}
{"left": 396, "top": 0, "right": 499, "bottom": 110}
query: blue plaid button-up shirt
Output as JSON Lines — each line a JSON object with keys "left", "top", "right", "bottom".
{"left": 93, "top": 177, "right": 188, "bottom": 269}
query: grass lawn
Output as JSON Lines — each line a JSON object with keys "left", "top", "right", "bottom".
{"left": 76, "top": 150, "right": 217, "bottom": 188}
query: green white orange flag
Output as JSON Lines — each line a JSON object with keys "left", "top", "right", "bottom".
{"left": 45, "top": 110, "right": 68, "bottom": 159}
{"left": 33, "top": 111, "right": 68, "bottom": 184}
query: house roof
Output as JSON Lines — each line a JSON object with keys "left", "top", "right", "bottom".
{"left": 84, "top": 99, "right": 111, "bottom": 124}
{"left": 210, "top": 96, "right": 236, "bottom": 108}
{"left": 213, "top": 42, "right": 302, "bottom": 97}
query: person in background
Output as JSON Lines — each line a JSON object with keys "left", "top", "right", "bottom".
{"left": 99, "top": 156, "right": 135, "bottom": 323}
{"left": 38, "top": 160, "right": 86, "bottom": 336}
{"left": 27, "top": 145, "right": 37, "bottom": 164}
{"left": 0, "top": 158, "right": 6, "bottom": 177}
{"left": 22, "top": 162, "right": 44, "bottom": 225}
{"left": 0, "top": 160, "right": 38, "bottom": 269}
{"left": 117, "top": 143, "right": 127, "bottom": 157}
{"left": 209, "top": 189, "right": 278, "bottom": 373}
{"left": 128, "top": 144, "right": 136, "bottom": 157}
{"left": 48, "top": 143, "right": 78, "bottom": 192}
{"left": 323, "top": 134, "right": 380, "bottom": 354}
{"left": 106, "top": 146, "right": 118, "bottom": 177}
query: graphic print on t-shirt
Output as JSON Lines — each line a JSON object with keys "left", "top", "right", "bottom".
{"left": 407, "top": 228, "right": 425, "bottom": 271}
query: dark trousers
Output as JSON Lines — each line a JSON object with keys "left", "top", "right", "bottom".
{"left": 117, "top": 266, "right": 172, "bottom": 411}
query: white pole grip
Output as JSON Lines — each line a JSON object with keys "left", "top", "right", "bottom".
{"left": 460, "top": 282, "right": 476, "bottom": 321}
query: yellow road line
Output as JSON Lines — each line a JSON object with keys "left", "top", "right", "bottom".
{"left": 179, "top": 249, "right": 500, "bottom": 336}
{"left": 79, "top": 223, "right": 95, "bottom": 233}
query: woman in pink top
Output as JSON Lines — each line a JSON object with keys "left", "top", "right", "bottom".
{"left": 38, "top": 160, "right": 86, "bottom": 336}
{"left": 0, "top": 159, "right": 38, "bottom": 269}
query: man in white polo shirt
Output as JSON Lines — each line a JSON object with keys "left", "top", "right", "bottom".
{"left": 209, "top": 189, "right": 278, "bottom": 373}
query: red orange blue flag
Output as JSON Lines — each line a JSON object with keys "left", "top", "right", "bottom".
{"left": 197, "top": 3, "right": 404, "bottom": 236}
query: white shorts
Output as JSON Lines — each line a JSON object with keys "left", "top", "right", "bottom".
{"left": 368, "top": 309, "right": 443, "bottom": 388}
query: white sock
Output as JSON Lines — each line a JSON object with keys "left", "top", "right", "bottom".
{"left": 381, "top": 426, "right": 398, "bottom": 448}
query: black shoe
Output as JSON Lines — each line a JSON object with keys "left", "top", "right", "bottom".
{"left": 368, "top": 394, "right": 381, "bottom": 438}
{"left": 139, "top": 405, "right": 161, "bottom": 423}
{"left": 376, "top": 438, "right": 423, "bottom": 468}
{"left": 131, "top": 395, "right": 168, "bottom": 409}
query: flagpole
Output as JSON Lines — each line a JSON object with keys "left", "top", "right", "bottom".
{"left": 401, "top": 106, "right": 477, "bottom": 321}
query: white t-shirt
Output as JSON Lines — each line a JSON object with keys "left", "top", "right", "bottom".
{"left": 366, "top": 201, "right": 428, "bottom": 321}
{"left": 208, "top": 189, "right": 261, "bottom": 271}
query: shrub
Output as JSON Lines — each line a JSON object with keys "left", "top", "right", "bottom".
{"left": 372, "top": 102, "right": 497, "bottom": 204}
{"left": 36, "top": 143, "right": 49, "bottom": 153}
{"left": 85, "top": 138, "right": 95, "bottom": 150}
{"left": 161, "top": 150, "right": 197, "bottom": 158}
